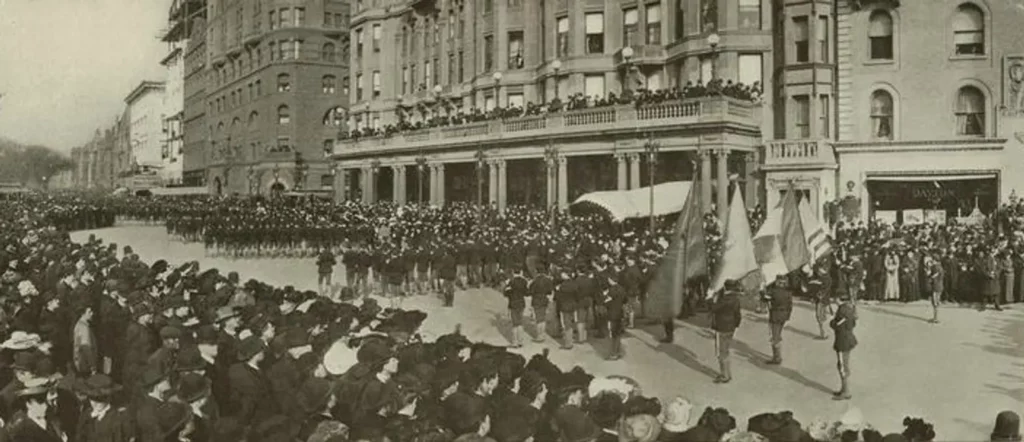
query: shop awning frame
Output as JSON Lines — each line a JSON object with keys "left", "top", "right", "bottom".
{"left": 866, "top": 173, "right": 997, "bottom": 182}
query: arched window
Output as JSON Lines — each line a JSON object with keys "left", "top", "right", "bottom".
{"left": 324, "top": 107, "right": 345, "bottom": 126}
{"left": 322, "top": 43, "right": 337, "bottom": 62}
{"left": 278, "top": 105, "right": 291, "bottom": 124}
{"left": 870, "top": 90, "right": 894, "bottom": 140}
{"left": 231, "top": 117, "right": 241, "bottom": 133}
{"left": 322, "top": 75, "right": 336, "bottom": 94}
{"left": 248, "top": 111, "right": 259, "bottom": 127}
{"left": 955, "top": 86, "right": 985, "bottom": 136}
{"left": 277, "top": 73, "right": 291, "bottom": 92}
{"left": 953, "top": 4, "right": 984, "bottom": 55}
{"left": 868, "top": 11, "right": 893, "bottom": 60}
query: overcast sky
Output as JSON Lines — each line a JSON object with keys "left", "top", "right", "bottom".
{"left": 0, "top": 0, "right": 169, "bottom": 152}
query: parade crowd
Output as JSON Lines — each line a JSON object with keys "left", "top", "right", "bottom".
{"left": 0, "top": 192, "right": 1018, "bottom": 442}
{"left": 342, "top": 81, "right": 762, "bottom": 141}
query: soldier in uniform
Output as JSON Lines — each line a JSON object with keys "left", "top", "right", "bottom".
{"left": 710, "top": 279, "right": 742, "bottom": 384}
{"left": 528, "top": 268, "right": 553, "bottom": 343}
{"left": 602, "top": 270, "right": 627, "bottom": 360}
{"left": 315, "top": 246, "right": 337, "bottom": 297}
{"left": 554, "top": 271, "right": 578, "bottom": 350}
{"left": 437, "top": 246, "right": 458, "bottom": 308}
{"left": 830, "top": 290, "right": 857, "bottom": 400}
{"left": 765, "top": 275, "right": 793, "bottom": 365}
{"left": 503, "top": 267, "right": 529, "bottom": 348}
{"left": 808, "top": 264, "right": 833, "bottom": 340}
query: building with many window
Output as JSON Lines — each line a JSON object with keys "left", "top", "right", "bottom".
{"left": 182, "top": 1, "right": 210, "bottom": 187}
{"left": 334, "top": 0, "right": 774, "bottom": 219}
{"left": 159, "top": 0, "right": 204, "bottom": 186}
{"left": 764, "top": 0, "right": 1024, "bottom": 222}
{"left": 197, "top": 0, "right": 351, "bottom": 196}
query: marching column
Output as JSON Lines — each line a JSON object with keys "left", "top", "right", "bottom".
{"left": 497, "top": 159, "right": 507, "bottom": 212}
{"left": 488, "top": 161, "right": 498, "bottom": 207}
{"left": 716, "top": 149, "right": 729, "bottom": 221}
{"left": 700, "top": 150, "right": 712, "bottom": 213}
{"left": 616, "top": 154, "right": 627, "bottom": 190}
{"left": 557, "top": 155, "right": 568, "bottom": 209}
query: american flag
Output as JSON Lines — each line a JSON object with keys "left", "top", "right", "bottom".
{"left": 798, "top": 197, "right": 833, "bottom": 262}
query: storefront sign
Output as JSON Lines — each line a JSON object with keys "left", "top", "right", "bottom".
{"left": 875, "top": 210, "right": 898, "bottom": 224}
{"left": 904, "top": 209, "right": 925, "bottom": 225}
{"left": 925, "top": 210, "right": 947, "bottom": 225}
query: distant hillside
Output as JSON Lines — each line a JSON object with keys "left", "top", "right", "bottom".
{"left": 0, "top": 137, "right": 73, "bottom": 187}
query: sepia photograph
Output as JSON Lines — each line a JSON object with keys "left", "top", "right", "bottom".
{"left": 0, "top": 0, "right": 1021, "bottom": 440}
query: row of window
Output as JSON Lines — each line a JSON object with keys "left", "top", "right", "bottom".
{"left": 209, "top": 74, "right": 348, "bottom": 116}
{"left": 865, "top": 3, "right": 985, "bottom": 62}
{"left": 210, "top": 40, "right": 345, "bottom": 88}
{"left": 353, "top": 25, "right": 382, "bottom": 59}
{"left": 353, "top": 71, "right": 381, "bottom": 101}
{"left": 866, "top": 86, "right": 986, "bottom": 139}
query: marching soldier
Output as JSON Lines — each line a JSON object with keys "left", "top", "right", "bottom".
{"left": 602, "top": 271, "right": 627, "bottom": 360}
{"left": 830, "top": 290, "right": 858, "bottom": 400}
{"left": 503, "top": 267, "right": 529, "bottom": 348}
{"left": 528, "top": 268, "right": 553, "bottom": 343}
{"left": 554, "top": 271, "right": 578, "bottom": 350}
{"left": 765, "top": 275, "right": 793, "bottom": 365}
{"left": 807, "top": 264, "right": 833, "bottom": 340}
{"left": 710, "top": 279, "right": 742, "bottom": 384}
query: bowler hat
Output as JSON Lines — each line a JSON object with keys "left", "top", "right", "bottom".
{"left": 175, "top": 373, "right": 211, "bottom": 403}
{"left": 297, "top": 377, "right": 335, "bottom": 414}
{"left": 236, "top": 336, "right": 267, "bottom": 362}
{"left": 15, "top": 377, "right": 52, "bottom": 398}
{"left": 159, "top": 326, "right": 182, "bottom": 340}
{"left": 139, "top": 364, "right": 168, "bottom": 389}
{"left": 992, "top": 411, "right": 1022, "bottom": 442}
{"left": 78, "top": 374, "right": 122, "bottom": 398}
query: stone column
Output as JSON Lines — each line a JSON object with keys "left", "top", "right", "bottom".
{"left": 745, "top": 152, "right": 759, "bottom": 209}
{"left": 360, "top": 167, "right": 370, "bottom": 203}
{"left": 699, "top": 150, "right": 712, "bottom": 214}
{"left": 334, "top": 169, "right": 345, "bottom": 203}
{"left": 429, "top": 165, "right": 439, "bottom": 205}
{"left": 369, "top": 166, "right": 379, "bottom": 203}
{"left": 616, "top": 154, "right": 627, "bottom": 190}
{"left": 628, "top": 153, "right": 641, "bottom": 190}
{"left": 497, "top": 160, "right": 508, "bottom": 212}
{"left": 557, "top": 155, "right": 569, "bottom": 209}
{"left": 488, "top": 161, "right": 499, "bottom": 206}
{"left": 437, "top": 163, "right": 446, "bottom": 206}
{"left": 716, "top": 149, "right": 730, "bottom": 221}
{"left": 545, "top": 158, "right": 556, "bottom": 209}
{"left": 391, "top": 166, "right": 401, "bottom": 204}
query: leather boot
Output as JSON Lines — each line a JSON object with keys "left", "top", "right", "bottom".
{"left": 714, "top": 358, "right": 731, "bottom": 383}
{"left": 659, "top": 320, "right": 674, "bottom": 343}
{"left": 511, "top": 326, "right": 524, "bottom": 348}
{"left": 833, "top": 376, "right": 852, "bottom": 400}
{"left": 767, "top": 345, "right": 782, "bottom": 365}
{"left": 533, "top": 321, "right": 546, "bottom": 342}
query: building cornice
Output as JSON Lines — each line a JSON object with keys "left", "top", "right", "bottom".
{"left": 833, "top": 138, "right": 1006, "bottom": 153}
{"left": 125, "top": 81, "right": 167, "bottom": 105}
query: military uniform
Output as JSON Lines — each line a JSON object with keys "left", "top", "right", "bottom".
{"left": 711, "top": 284, "right": 742, "bottom": 384}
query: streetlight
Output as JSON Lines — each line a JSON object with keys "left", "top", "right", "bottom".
{"left": 621, "top": 46, "right": 635, "bottom": 93}
{"left": 551, "top": 60, "right": 562, "bottom": 101}
{"left": 644, "top": 132, "right": 660, "bottom": 233}
{"left": 416, "top": 154, "right": 427, "bottom": 204}
{"left": 707, "top": 33, "right": 721, "bottom": 81}
{"left": 492, "top": 71, "right": 503, "bottom": 109}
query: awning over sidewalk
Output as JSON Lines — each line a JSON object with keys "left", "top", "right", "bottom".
{"left": 571, "top": 181, "right": 692, "bottom": 222}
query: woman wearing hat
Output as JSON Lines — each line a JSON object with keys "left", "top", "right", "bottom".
{"left": 5, "top": 377, "right": 66, "bottom": 442}
{"left": 75, "top": 374, "right": 132, "bottom": 442}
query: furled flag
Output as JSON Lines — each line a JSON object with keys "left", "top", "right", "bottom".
{"left": 798, "top": 197, "right": 833, "bottom": 262}
{"left": 752, "top": 201, "right": 788, "bottom": 284}
{"left": 710, "top": 186, "right": 759, "bottom": 293}
{"left": 643, "top": 177, "right": 707, "bottom": 321}
{"left": 779, "top": 186, "right": 812, "bottom": 272}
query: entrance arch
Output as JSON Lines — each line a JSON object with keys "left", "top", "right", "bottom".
{"left": 270, "top": 180, "right": 286, "bottom": 197}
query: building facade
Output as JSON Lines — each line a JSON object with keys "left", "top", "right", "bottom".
{"left": 764, "top": 0, "right": 1024, "bottom": 223}
{"left": 197, "top": 0, "right": 351, "bottom": 196}
{"left": 183, "top": 11, "right": 210, "bottom": 187}
{"left": 335, "top": 0, "right": 774, "bottom": 217}
{"left": 125, "top": 81, "right": 168, "bottom": 170}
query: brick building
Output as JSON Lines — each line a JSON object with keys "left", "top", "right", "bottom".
{"left": 182, "top": 2, "right": 210, "bottom": 187}
{"left": 198, "top": 0, "right": 351, "bottom": 196}
{"left": 335, "top": 0, "right": 774, "bottom": 218}
{"left": 764, "top": 0, "right": 1024, "bottom": 222}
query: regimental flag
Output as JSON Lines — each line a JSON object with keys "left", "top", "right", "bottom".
{"left": 798, "top": 197, "right": 833, "bottom": 262}
{"left": 779, "top": 185, "right": 812, "bottom": 272}
{"left": 643, "top": 176, "right": 707, "bottom": 321}
{"left": 710, "top": 186, "right": 759, "bottom": 293}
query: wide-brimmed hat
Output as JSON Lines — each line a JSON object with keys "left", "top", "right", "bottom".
{"left": 213, "top": 306, "right": 240, "bottom": 323}
{"left": 236, "top": 336, "right": 267, "bottom": 362}
{"left": 78, "top": 374, "right": 122, "bottom": 398}
{"left": 2, "top": 331, "right": 42, "bottom": 350}
{"left": 15, "top": 376, "right": 52, "bottom": 398}
{"left": 660, "top": 397, "right": 694, "bottom": 433}
{"left": 175, "top": 345, "right": 208, "bottom": 372}
{"left": 176, "top": 373, "right": 211, "bottom": 403}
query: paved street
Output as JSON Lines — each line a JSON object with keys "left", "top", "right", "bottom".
{"left": 74, "top": 225, "right": 1024, "bottom": 440}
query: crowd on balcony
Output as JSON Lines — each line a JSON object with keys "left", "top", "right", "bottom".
{"left": 341, "top": 79, "right": 763, "bottom": 141}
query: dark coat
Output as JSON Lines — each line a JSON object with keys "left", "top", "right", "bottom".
{"left": 267, "top": 354, "right": 304, "bottom": 417}
{"left": 74, "top": 406, "right": 133, "bottom": 442}
{"left": 767, "top": 285, "right": 793, "bottom": 324}
{"left": 5, "top": 414, "right": 65, "bottom": 442}
{"left": 830, "top": 302, "right": 857, "bottom": 352}
{"left": 923, "top": 260, "right": 945, "bottom": 294}
{"left": 528, "top": 274, "right": 553, "bottom": 307}
{"left": 504, "top": 275, "right": 529, "bottom": 310}
{"left": 121, "top": 322, "right": 154, "bottom": 390}
{"left": 711, "top": 291, "right": 742, "bottom": 333}
{"left": 132, "top": 395, "right": 163, "bottom": 442}
{"left": 227, "top": 363, "right": 278, "bottom": 427}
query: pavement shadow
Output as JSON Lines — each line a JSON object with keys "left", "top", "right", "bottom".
{"left": 985, "top": 368, "right": 1024, "bottom": 403}
{"left": 487, "top": 310, "right": 516, "bottom": 345}
{"left": 743, "top": 312, "right": 822, "bottom": 341}
{"left": 968, "top": 313, "right": 1024, "bottom": 359}
{"left": 857, "top": 304, "right": 931, "bottom": 323}
{"left": 729, "top": 337, "right": 836, "bottom": 396}
{"left": 634, "top": 326, "right": 721, "bottom": 381}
